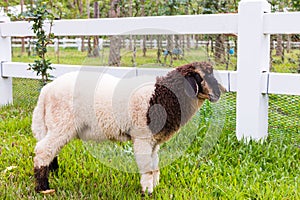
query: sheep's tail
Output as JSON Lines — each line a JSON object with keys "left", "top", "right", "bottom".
{"left": 32, "top": 88, "right": 48, "bottom": 141}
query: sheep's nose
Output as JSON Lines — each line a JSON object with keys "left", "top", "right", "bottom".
{"left": 209, "top": 94, "right": 219, "bottom": 103}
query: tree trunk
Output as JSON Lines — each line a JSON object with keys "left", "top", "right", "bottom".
{"left": 157, "top": 35, "right": 162, "bottom": 64}
{"left": 181, "top": 35, "right": 185, "bottom": 58}
{"left": 86, "top": 0, "right": 92, "bottom": 56}
{"left": 234, "top": 38, "right": 238, "bottom": 71}
{"left": 155, "top": 0, "right": 161, "bottom": 64}
{"left": 186, "top": 35, "right": 191, "bottom": 49}
{"left": 210, "top": 36, "right": 214, "bottom": 55}
{"left": 20, "top": 0, "right": 25, "bottom": 54}
{"left": 206, "top": 39, "right": 211, "bottom": 62}
{"left": 270, "top": 39, "right": 273, "bottom": 71}
{"left": 165, "top": 35, "right": 174, "bottom": 67}
{"left": 225, "top": 36, "right": 230, "bottom": 70}
{"left": 141, "top": 0, "right": 147, "bottom": 57}
{"left": 185, "top": 3, "right": 190, "bottom": 50}
{"left": 108, "top": 0, "right": 121, "bottom": 66}
{"left": 109, "top": 36, "right": 121, "bottom": 66}
{"left": 298, "top": 54, "right": 300, "bottom": 73}
{"left": 4, "top": 0, "right": 8, "bottom": 13}
{"left": 92, "top": 2, "right": 100, "bottom": 57}
{"left": 87, "top": 37, "right": 92, "bottom": 57}
{"left": 195, "top": 35, "right": 199, "bottom": 49}
{"left": 286, "top": 34, "right": 291, "bottom": 54}
{"left": 132, "top": 36, "right": 137, "bottom": 67}
{"left": 56, "top": 38, "right": 60, "bottom": 64}
{"left": 77, "top": 0, "right": 83, "bottom": 15}
{"left": 214, "top": 34, "right": 225, "bottom": 64}
{"left": 129, "top": 0, "right": 133, "bottom": 51}
{"left": 143, "top": 37, "right": 147, "bottom": 57}
{"left": 149, "top": 35, "right": 153, "bottom": 49}
{"left": 78, "top": 0, "right": 85, "bottom": 52}
{"left": 174, "top": 35, "right": 180, "bottom": 60}
{"left": 275, "top": 34, "right": 283, "bottom": 57}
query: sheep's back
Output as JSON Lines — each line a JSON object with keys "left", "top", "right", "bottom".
{"left": 94, "top": 74, "right": 155, "bottom": 140}
{"left": 34, "top": 71, "right": 156, "bottom": 142}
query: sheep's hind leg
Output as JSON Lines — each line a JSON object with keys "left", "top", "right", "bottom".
{"left": 49, "top": 156, "right": 59, "bottom": 172}
{"left": 34, "top": 132, "right": 76, "bottom": 192}
{"left": 34, "top": 165, "right": 50, "bottom": 192}
{"left": 34, "top": 156, "right": 59, "bottom": 192}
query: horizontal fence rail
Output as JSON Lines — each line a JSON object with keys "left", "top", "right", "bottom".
{"left": 2, "top": 62, "right": 300, "bottom": 96}
{"left": 0, "top": 14, "right": 238, "bottom": 37}
{"left": 263, "top": 12, "right": 300, "bottom": 34}
{"left": 3, "top": 12, "right": 300, "bottom": 37}
{"left": 0, "top": 62, "right": 236, "bottom": 92}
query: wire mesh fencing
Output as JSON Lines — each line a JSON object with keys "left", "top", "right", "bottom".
{"left": 10, "top": 33, "right": 300, "bottom": 134}
{"left": 268, "top": 34, "right": 300, "bottom": 134}
{"left": 12, "top": 78, "right": 40, "bottom": 107}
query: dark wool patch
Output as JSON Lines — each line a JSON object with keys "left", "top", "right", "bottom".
{"left": 34, "top": 166, "right": 50, "bottom": 192}
{"left": 147, "top": 62, "right": 207, "bottom": 143}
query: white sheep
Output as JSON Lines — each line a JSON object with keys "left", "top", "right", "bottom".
{"left": 32, "top": 61, "right": 224, "bottom": 195}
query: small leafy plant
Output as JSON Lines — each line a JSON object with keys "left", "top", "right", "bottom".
{"left": 27, "top": 3, "right": 55, "bottom": 86}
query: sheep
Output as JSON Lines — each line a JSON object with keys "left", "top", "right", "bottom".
{"left": 32, "top": 61, "right": 224, "bottom": 195}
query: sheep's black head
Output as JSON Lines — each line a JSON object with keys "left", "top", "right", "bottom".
{"left": 147, "top": 61, "right": 225, "bottom": 140}
{"left": 179, "top": 62, "right": 225, "bottom": 103}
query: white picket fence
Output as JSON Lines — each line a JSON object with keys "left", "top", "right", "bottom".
{"left": 0, "top": 0, "right": 300, "bottom": 141}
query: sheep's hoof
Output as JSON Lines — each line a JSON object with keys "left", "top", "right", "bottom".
{"left": 141, "top": 191, "right": 152, "bottom": 198}
{"left": 35, "top": 183, "right": 50, "bottom": 193}
{"left": 34, "top": 166, "right": 50, "bottom": 192}
{"left": 40, "top": 189, "right": 55, "bottom": 195}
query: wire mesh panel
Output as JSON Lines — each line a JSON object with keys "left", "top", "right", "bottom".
{"left": 11, "top": 34, "right": 237, "bottom": 69}
{"left": 10, "top": 33, "right": 300, "bottom": 135}
{"left": 269, "top": 94, "right": 300, "bottom": 133}
{"left": 12, "top": 78, "right": 40, "bottom": 108}
{"left": 268, "top": 34, "right": 300, "bottom": 133}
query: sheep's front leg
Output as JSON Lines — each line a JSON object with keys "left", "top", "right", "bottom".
{"left": 152, "top": 145, "right": 160, "bottom": 188}
{"left": 133, "top": 138, "right": 156, "bottom": 195}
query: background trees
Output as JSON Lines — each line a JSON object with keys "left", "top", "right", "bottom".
{"left": 1, "top": 0, "right": 299, "bottom": 68}
{"left": 2, "top": 1, "right": 299, "bottom": 22}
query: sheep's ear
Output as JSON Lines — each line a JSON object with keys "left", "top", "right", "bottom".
{"left": 184, "top": 75, "right": 199, "bottom": 98}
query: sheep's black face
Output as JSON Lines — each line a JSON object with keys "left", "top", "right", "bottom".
{"left": 190, "top": 62, "right": 224, "bottom": 103}
{"left": 201, "top": 73, "right": 221, "bottom": 102}
{"left": 181, "top": 62, "right": 223, "bottom": 103}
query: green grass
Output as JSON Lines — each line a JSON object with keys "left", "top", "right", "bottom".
{"left": 0, "top": 48, "right": 299, "bottom": 199}
{"left": 1, "top": 79, "right": 299, "bottom": 199}
{"left": 12, "top": 46, "right": 236, "bottom": 70}
{"left": 13, "top": 47, "right": 299, "bottom": 72}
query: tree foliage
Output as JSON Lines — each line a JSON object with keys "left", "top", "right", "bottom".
{"left": 26, "top": 2, "right": 55, "bottom": 85}
{"left": 2, "top": 0, "right": 300, "bottom": 20}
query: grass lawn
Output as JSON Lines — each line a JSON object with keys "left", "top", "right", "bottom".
{"left": 11, "top": 46, "right": 237, "bottom": 70}
{"left": 0, "top": 48, "right": 299, "bottom": 199}
{"left": 12, "top": 46, "right": 299, "bottom": 73}
{"left": 0, "top": 89, "right": 299, "bottom": 199}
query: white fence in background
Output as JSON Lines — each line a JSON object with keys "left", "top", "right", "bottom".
{"left": 11, "top": 38, "right": 300, "bottom": 51}
{"left": 0, "top": 0, "right": 300, "bottom": 141}
{"left": 11, "top": 37, "right": 206, "bottom": 51}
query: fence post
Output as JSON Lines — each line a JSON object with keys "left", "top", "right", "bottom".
{"left": 0, "top": 16, "right": 13, "bottom": 106}
{"left": 236, "top": 0, "right": 271, "bottom": 141}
